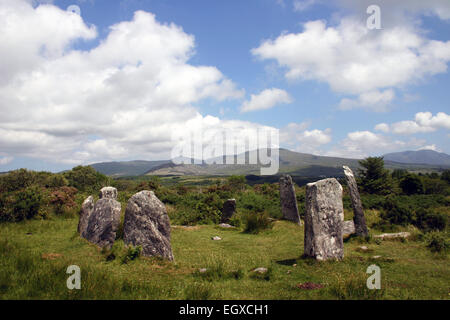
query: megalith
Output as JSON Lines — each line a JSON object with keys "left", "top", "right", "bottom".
{"left": 85, "top": 198, "right": 121, "bottom": 249}
{"left": 123, "top": 191, "right": 174, "bottom": 261}
{"left": 221, "top": 199, "right": 236, "bottom": 223}
{"left": 99, "top": 186, "right": 118, "bottom": 200}
{"left": 343, "top": 166, "right": 369, "bottom": 237}
{"left": 78, "top": 196, "right": 94, "bottom": 238}
{"left": 304, "top": 178, "right": 344, "bottom": 260}
{"left": 279, "top": 175, "right": 301, "bottom": 225}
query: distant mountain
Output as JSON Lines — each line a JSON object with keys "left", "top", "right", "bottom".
{"left": 383, "top": 150, "right": 450, "bottom": 166}
{"left": 88, "top": 148, "right": 449, "bottom": 177}
{"left": 90, "top": 160, "right": 169, "bottom": 177}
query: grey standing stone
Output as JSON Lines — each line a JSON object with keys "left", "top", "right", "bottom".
{"left": 342, "top": 220, "right": 356, "bottom": 239}
{"left": 343, "top": 166, "right": 369, "bottom": 237}
{"left": 221, "top": 199, "right": 236, "bottom": 223}
{"left": 85, "top": 198, "right": 121, "bottom": 249}
{"left": 279, "top": 175, "right": 301, "bottom": 225}
{"left": 123, "top": 191, "right": 174, "bottom": 261}
{"left": 99, "top": 186, "right": 118, "bottom": 200}
{"left": 304, "top": 178, "right": 344, "bottom": 261}
{"left": 78, "top": 196, "right": 94, "bottom": 238}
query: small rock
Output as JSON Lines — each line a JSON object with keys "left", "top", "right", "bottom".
{"left": 252, "top": 267, "right": 268, "bottom": 274}
{"left": 372, "top": 255, "right": 382, "bottom": 259}
{"left": 199, "top": 268, "right": 207, "bottom": 273}
{"left": 293, "top": 264, "right": 297, "bottom": 267}
{"left": 374, "top": 232, "right": 410, "bottom": 240}
{"left": 360, "top": 246, "right": 368, "bottom": 251}
{"left": 212, "top": 236, "right": 222, "bottom": 241}
{"left": 218, "top": 223, "right": 234, "bottom": 228}
{"left": 287, "top": 270, "right": 292, "bottom": 274}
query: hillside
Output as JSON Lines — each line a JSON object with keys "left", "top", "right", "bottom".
{"left": 90, "top": 160, "right": 169, "bottom": 177}
{"left": 384, "top": 150, "right": 450, "bottom": 166}
{"left": 87, "top": 148, "right": 450, "bottom": 177}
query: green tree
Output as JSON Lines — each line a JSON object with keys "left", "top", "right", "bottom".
{"left": 442, "top": 170, "right": 450, "bottom": 184}
{"left": 391, "top": 169, "right": 408, "bottom": 180}
{"left": 399, "top": 174, "right": 424, "bottom": 195}
{"left": 358, "top": 157, "right": 393, "bottom": 195}
{"left": 63, "top": 166, "right": 110, "bottom": 192}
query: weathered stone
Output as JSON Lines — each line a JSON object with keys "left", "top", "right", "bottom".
{"left": 304, "top": 178, "right": 344, "bottom": 261}
{"left": 123, "top": 191, "right": 174, "bottom": 261}
{"left": 343, "top": 166, "right": 369, "bottom": 237}
{"left": 218, "top": 223, "right": 234, "bottom": 229}
{"left": 374, "top": 232, "right": 410, "bottom": 240}
{"left": 78, "top": 196, "right": 94, "bottom": 238}
{"left": 252, "top": 267, "right": 268, "bottom": 274}
{"left": 99, "top": 186, "right": 118, "bottom": 200}
{"left": 85, "top": 198, "right": 121, "bottom": 249}
{"left": 279, "top": 175, "right": 301, "bottom": 225}
{"left": 212, "top": 236, "right": 222, "bottom": 241}
{"left": 342, "top": 220, "right": 356, "bottom": 239}
{"left": 221, "top": 199, "right": 236, "bottom": 223}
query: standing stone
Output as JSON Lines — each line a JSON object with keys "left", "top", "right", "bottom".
{"left": 221, "top": 199, "right": 236, "bottom": 223}
{"left": 279, "top": 175, "right": 301, "bottom": 225}
{"left": 78, "top": 196, "right": 94, "bottom": 238}
{"left": 85, "top": 198, "right": 121, "bottom": 249}
{"left": 123, "top": 191, "right": 174, "bottom": 261}
{"left": 343, "top": 166, "right": 369, "bottom": 237}
{"left": 304, "top": 178, "right": 344, "bottom": 261}
{"left": 99, "top": 186, "right": 118, "bottom": 200}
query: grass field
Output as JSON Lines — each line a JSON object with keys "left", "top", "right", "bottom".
{"left": 0, "top": 213, "right": 448, "bottom": 300}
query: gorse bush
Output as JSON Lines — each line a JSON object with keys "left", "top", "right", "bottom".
{"left": 11, "top": 186, "right": 44, "bottom": 222}
{"left": 424, "top": 231, "right": 449, "bottom": 253}
{"left": 414, "top": 208, "right": 447, "bottom": 232}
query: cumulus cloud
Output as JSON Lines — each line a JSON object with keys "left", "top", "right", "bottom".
{"left": 326, "top": 130, "right": 429, "bottom": 158}
{"left": 252, "top": 17, "right": 450, "bottom": 111}
{"left": 375, "top": 112, "right": 450, "bottom": 135}
{"left": 280, "top": 122, "right": 332, "bottom": 154}
{"left": 240, "top": 88, "right": 292, "bottom": 113}
{"left": 0, "top": 1, "right": 263, "bottom": 165}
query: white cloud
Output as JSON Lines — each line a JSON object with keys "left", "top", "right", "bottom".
{"left": 374, "top": 123, "right": 390, "bottom": 133}
{"left": 417, "top": 144, "right": 440, "bottom": 152}
{"left": 252, "top": 17, "right": 450, "bottom": 111}
{"left": 339, "top": 89, "right": 395, "bottom": 112}
{"left": 280, "top": 122, "right": 331, "bottom": 154}
{"left": 327, "top": 131, "right": 429, "bottom": 158}
{"left": 240, "top": 88, "right": 292, "bottom": 113}
{"left": 375, "top": 112, "right": 450, "bottom": 135}
{"left": 0, "top": 0, "right": 260, "bottom": 165}
{"left": 293, "top": 0, "right": 317, "bottom": 12}
{"left": 0, "top": 156, "right": 14, "bottom": 166}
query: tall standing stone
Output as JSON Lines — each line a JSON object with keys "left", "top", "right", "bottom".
{"left": 304, "top": 178, "right": 344, "bottom": 261}
{"left": 123, "top": 191, "right": 174, "bottom": 261}
{"left": 99, "top": 186, "right": 118, "bottom": 200}
{"left": 78, "top": 196, "right": 94, "bottom": 238}
{"left": 221, "top": 199, "right": 236, "bottom": 223}
{"left": 279, "top": 175, "right": 301, "bottom": 225}
{"left": 343, "top": 166, "right": 369, "bottom": 237}
{"left": 85, "top": 198, "right": 121, "bottom": 249}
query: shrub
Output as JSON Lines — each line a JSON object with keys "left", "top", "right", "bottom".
{"left": 49, "top": 186, "right": 78, "bottom": 215}
{"left": 243, "top": 211, "right": 274, "bottom": 234}
{"left": 64, "top": 165, "right": 110, "bottom": 192}
{"left": 0, "top": 169, "right": 36, "bottom": 192}
{"left": 414, "top": 208, "right": 447, "bottom": 232}
{"left": 400, "top": 175, "right": 424, "bottom": 195}
{"left": 424, "top": 231, "right": 449, "bottom": 253}
{"left": 11, "top": 186, "right": 44, "bottom": 221}
{"left": 122, "top": 245, "right": 142, "bottom": 264}
{"left": 380, "top": 197, "right": 413, "bottom": 226}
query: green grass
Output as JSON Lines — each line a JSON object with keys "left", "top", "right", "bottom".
{"left": 0, "top": 217, "right": 448, "bottom": 300}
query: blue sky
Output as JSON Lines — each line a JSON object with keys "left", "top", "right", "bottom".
{"left": 0, "top": 0, "right": 449, "bottom": 172}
